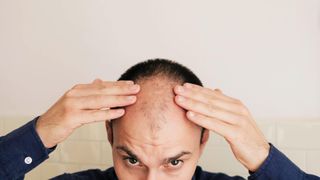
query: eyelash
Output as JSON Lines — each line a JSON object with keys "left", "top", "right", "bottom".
{"left": 168, "top": 159, "right": 184, "bottom": 168}
{"left": 123, "top": 156, "right": 140, "bottom": 166}
{"left": 122, "top": 156, "right": 184, "bottom": 169}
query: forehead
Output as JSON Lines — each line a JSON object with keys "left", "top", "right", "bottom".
{"left": 112, "top": 77, "right": 201, "bottom": 146}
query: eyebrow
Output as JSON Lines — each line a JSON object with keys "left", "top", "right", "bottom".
{"left": 116, "top": 145, "right": 192, "bottom": 164}
{"left": 163, "top": 151, "right": 192, "bottom": 164}
{"left": 116, "top": 145, "right": 140, "bottom": 161}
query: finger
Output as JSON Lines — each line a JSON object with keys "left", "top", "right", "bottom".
{"left": 72, "top": 80, "right": 134, "bottom": 89}
{"left": 81, "top": 108, "right": 125, "bottom": 124}
{"left": 186, "top": 111, "right": 234, "bottom": 139}
{"left": 100, "top": 80, "right": 134, "bottom": 85}
{"left": 92, "top": 78, "right": 133, "bottom": 85}
{"left": 174, "top": 85, "right": 245, "bottom": 115}
{"left": 175, "top": 95, "right": 241, "bottom": 125}
{"left": 67, "top": 84, "right": 140, "bottom": 97}
{"left": 182, "top": 83, "right": 237, "bottom": 102}
{"left": 74, "top": 95, "right": 137, "bottom": 109}
{"left": 92, "top": 78, "right": 103, "bottom": 84}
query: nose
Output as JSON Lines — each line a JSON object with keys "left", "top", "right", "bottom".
{"left": 146, "top": 169, "right": 157, "bottom": 180}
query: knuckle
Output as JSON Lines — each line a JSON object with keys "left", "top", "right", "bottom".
{"left": 240, "top": 107, "right": 249, "bottom": 115}
{"left": 65, "top": 89, "right": 75, "bottom": 97}
{"left": 96, "top": 84, "right": 105, "bottom": 90}
{"left": 71, "top": 85, "right": 78, "bottom": 89}
{"left": 234, "top": 99, "right": 242, "bottom": 104}
{"left": 72, "top": 84, "right": 83, "bottom": 89}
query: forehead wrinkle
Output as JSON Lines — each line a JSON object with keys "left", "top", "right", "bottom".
{"left": 120, "top": 123, "right": 167, "bottom": 147}
{"left": 117, "top": 132, "right": 172, "bottom": 165}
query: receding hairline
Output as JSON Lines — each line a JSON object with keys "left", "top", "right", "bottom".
{"left": 110, "top": 59, "right": 205, "bottom": 143}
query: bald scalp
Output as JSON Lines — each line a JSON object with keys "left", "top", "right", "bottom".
{"left": 109, "top": 59, "right": 205, "bottom": 143}
{"left": 135, "top": 76, "right": 184, "bottom": 135}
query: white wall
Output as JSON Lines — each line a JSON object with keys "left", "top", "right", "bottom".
{"left": 0, "top": 0, "right": 319, "bottom": 179}
{"left": 0, "top": 0, "right": 319, "bottom": 119}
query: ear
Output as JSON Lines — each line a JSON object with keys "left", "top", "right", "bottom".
{"left": 105, "top": 121, "right": 113, "bottom": 145}
{"left": 199, "top": 129, "right": 209, "bottom": 155}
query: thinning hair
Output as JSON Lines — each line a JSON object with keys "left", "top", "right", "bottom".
{"left": 112, "top": 59, "right": 205, "bottom": 143}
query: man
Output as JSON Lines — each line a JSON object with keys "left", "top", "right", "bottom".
{"left": 0, "top": 59, "right": 319, "bottom": 180}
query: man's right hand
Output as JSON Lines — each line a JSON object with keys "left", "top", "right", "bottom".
{"left": 36, "top": 79, "right": 140, "bottom": 148}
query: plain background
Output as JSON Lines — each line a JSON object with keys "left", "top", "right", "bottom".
{"left": 0, "top": 0, "right": 319, "bottom": 119}
{"left": 0, "top": 0, "right": 319, "bottom": 179}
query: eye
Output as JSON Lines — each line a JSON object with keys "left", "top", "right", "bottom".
{"left": 123, "top": 157, "right": 140, "bottom": 166}
{"left": 169, "top": 159, "right": 183, "bottom": 168}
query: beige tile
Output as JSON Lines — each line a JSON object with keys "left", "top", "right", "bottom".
{"left": 276, "top": 120, "right": 320, "bottom": 149}
{"left": 68, "top": 122, "right": 107, "bottom": 141}
{"left": 277, "top": 148, "right": 307, "bottom": 170}
{"left": 256, "top": 120, "right": 276, "bottom": 144}
{"left": 25, "top": 164, "right": 41, "bottom": 180}
{"left": 59, "top": 141, "right": 101, "bottom": 164}
{"left": 198, "top": 147, "right": 248, "bottom": 177}
{"left": 100, "top": 142, "right": 114, "bottom": 165}
{"left": 306, "top": 150, "right": 320, "bottom": 175}
{"left": 3, "top": 116, "right": 32, "bottom": 135}
{"left": 48, "top": 146, "right": 60, "bottom": 162}
{"left": 0, "top": 120, "right": 4, "bottom": 135}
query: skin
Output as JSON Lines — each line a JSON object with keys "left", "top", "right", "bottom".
{"left": 36, "top": 77, "right": 269, "bottom": 179}
{"left": 36, "top": 79, "right": 140, "bottom": 148}
{"left": 106, "top": 77, "right": 209, "bottom": 180}
{"left": 174, "top": 83, "right": 270, "bottom": 172}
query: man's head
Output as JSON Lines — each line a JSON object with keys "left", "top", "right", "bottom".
{"left": 106, "top": 59, "right": 209, "bottom": 180}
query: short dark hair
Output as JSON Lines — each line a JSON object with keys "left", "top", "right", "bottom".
{"left": 118, "top": 59, "right": 203, "bottom": 87}
{"left": 114, "top": 59, "right": 205, "bottom": 143}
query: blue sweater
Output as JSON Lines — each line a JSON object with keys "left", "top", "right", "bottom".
{"left": 0, "top": 117, "right": 319, "bottom": 180}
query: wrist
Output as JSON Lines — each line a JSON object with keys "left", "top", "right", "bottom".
{"left": 248, "top": 142, "right": 270, "bottom": 172}
{"left": 35, "top": 116, "right": 57, "bottom": 148}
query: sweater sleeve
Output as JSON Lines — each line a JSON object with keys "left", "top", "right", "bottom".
{"left": 0, "top": 117, "right": 56, "bottom": 180}
{"left": 248, "top": 144, "right": 319, "bottom": 180}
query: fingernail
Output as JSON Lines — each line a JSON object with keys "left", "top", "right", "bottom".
{"left": 184, "top": 83, "right": 192, "bottom": 88}
{"left": 130, "top": 84, "right": 139, "bottom": 91}
{"left": 127, "top": 96, "right": 136, "bottom": 101}
{"left": 176, "top": 86, "right": 184, "bottom": 93}
{"left": 116, "top": 109, "right": 124, "bottom": 114}
{"left": 93, "top": 78, "right": 102, "bottom": 83}
{"left": 177, "top": 96, "right": 185, "bottom": 102}
{"left": 188, "top": 111, "right": 195, "bottom": 117}
{"left": 126, "top": 81, "right": 134, "bottom": 84}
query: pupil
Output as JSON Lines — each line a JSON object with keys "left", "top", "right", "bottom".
{"left": 171, "top": 160, "right": 178, "bottom": 165}
{"left": 129, "top": 158, "right": 137, "bottom": 164}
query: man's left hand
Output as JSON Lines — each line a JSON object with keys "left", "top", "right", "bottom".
{"left": 174, "top": 83, "right": 270, "bottom": 172}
